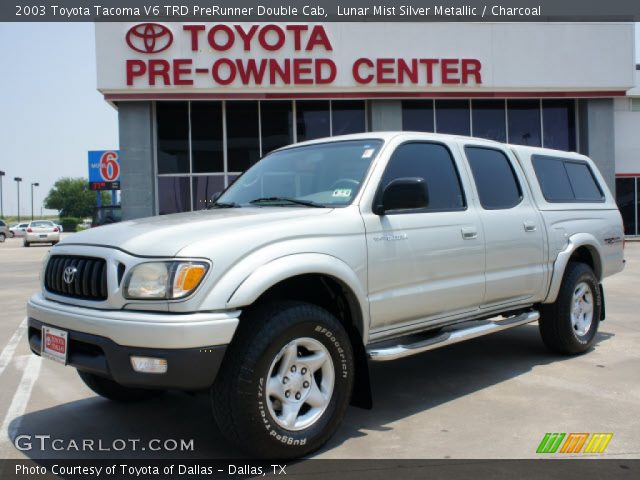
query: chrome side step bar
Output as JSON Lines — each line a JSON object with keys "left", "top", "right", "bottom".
{"left": 367, "top": 310, "right": 540, "bottom": 362}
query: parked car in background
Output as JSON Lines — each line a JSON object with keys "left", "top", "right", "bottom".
{"left": 10, "top": 222, "right": 28, "bottom": 238}
{"left": 0, "top": 220, "right": 8, "bottom": 242}
{"left": 23, "top": 220, "right": 60, "bottom": 247}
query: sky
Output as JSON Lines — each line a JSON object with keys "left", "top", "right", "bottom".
{"left": 0, "top": 22, "right": 639, "bottom": 218}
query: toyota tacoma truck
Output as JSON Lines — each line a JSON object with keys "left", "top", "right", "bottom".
{"left": 27, "top": 132, "right": 625, "bottom": 458}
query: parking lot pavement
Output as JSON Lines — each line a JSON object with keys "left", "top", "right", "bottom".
{"left": 0, "top": 235, "right": 638, "bottom": 460}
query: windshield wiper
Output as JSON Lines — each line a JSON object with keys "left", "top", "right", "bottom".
{"left": 249, "top": 197, "right": 326, "bottom": 208}
{"left": 208, "top": 201, "right": 241, "bottom": 209}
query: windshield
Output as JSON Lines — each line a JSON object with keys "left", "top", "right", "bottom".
{"left": 217, "top": 139, "right": 384, "bottom": 207}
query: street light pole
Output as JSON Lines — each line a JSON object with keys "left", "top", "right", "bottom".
{"left": 14, "top": 177, "right": 22, "bottom": 222}
{"left": 0, "top": 171, "right": 5, "bottom": 219}
{"left": 31, "top": 182, "right": 39, "bottom": 221}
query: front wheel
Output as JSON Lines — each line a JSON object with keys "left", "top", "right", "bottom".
{"left": 211, "top": 301, "right": 354, "bottom": 459}
{"left": 539, "top": 262, "right": 602, "bottom": 355}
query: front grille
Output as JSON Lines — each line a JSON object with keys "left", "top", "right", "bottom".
{"left": 45, "top": 255, "right": 108, "bottom": 300}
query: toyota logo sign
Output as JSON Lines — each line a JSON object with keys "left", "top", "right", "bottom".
{"left": 126, "top": 23, "right": 173, "bottom": 54}
{"left": 63, "top": 266, "right": 78, "bottom": 285}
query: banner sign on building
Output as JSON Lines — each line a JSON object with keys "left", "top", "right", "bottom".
{"left": 88, "top": 150, "right": 121, "bottom": 191}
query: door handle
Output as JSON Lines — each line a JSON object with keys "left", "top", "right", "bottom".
{"left": 523, "top": 221, "right": 537, "bottom": 232}
{"left": 461, "top": 227, "right": 478, "bottom": 240}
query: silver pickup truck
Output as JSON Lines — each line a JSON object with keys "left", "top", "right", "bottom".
{"left": 27, "top": 132, "right": 624, "bottom": 458}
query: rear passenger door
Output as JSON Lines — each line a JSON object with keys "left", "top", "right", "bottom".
{"left": 365, "top": 141, "right": 485, "bottom": 331}
{"left": 463, "top": 145, "right": 545, "bottom": 307}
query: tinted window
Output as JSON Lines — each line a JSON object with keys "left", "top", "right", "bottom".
{"left": 465, "top": 147, "right": 522, "bottom": 209}
{"left": 507, "top": 100, "right": 541, "bottom": 147}
{"left": 157, "top": 102, "right": 189, "bottom": 174}
{"left": 542, "top": 100, "right": 576, "bottom": 151}
{"left": 615, "top": 177, "right": 636, "bottom": 235}
{"left": 332, "top": 101, "right": 366, "bottom": 135}
{"left": 380, "top": 143, "right": 465, "bottom": 212}
{"left": 296, "top": 101, "right": 330, "bottom": 141}
{"left": 227, "top": 101, "right": 260, "bottom": 172}
{"left": 402, "top": 100, "right": 434, "bottom": 132}
{"left": 261, "top": 101, "right": 293, "bottom": 155}
{"left": 565, "top": 162, "right": 603, "bottom": 201}
{"left": 158, "top": 176, "right": 190, "bottom": 214}
{"left": 531, "top": 156, "right": 573, "bottom": 202}
{"left": 471, "top": 100, "right": 506, "bottom": 142}
{"left": 532, "top": 155, "right": 604, "bottom": 203}
{"left": 435, "top": 100, "right": 470, "bottom": 135}
{"left": 191, "top": 102, "right": 223, "bottom": 173}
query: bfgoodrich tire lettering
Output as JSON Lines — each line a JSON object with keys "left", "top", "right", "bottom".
{"left": 539, "top": 262, "right": 602, "bottom": 355}
{"left": 211, "top": 301, "right": 354, "bottom": 459}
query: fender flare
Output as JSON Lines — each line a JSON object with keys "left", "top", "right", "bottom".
{"left": 226, "top": 253, "right": 371, "bottom": 343}
{"left": 544, "top": 233, "right": 603, "bottom": 304}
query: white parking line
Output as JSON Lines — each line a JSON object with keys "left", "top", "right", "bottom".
{"left": 0, "top": 318, "right": 27, "bottom": 378}
{"left": 0, "top": 355, "right": 42, "bottom": 445}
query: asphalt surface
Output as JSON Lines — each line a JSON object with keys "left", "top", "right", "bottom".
{"left": 0, "top": 234, "right": 638, "bottom": 460}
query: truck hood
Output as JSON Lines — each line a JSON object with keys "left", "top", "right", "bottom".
{"left": 60, "top": 208, "right": 332, "bottom": 257}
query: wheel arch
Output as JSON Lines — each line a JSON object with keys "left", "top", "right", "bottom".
{"left": 545, "top": 233, "right": 603, "bottom": 304}
{"left": 226, "top": 254, "right": 372, "bottom": 409}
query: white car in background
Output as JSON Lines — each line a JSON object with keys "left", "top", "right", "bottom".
{"left": 23, "top": 220, "right": 60, "bottom": 247}
{"left": 10, "top": 222, "right": 28, "bottom": 237}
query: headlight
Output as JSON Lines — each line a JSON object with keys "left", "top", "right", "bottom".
{"left": 124, "top": 261, "right": 208, "bottom": 300}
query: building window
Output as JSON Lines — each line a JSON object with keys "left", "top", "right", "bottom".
{"left": 227, "top": 101, "right": 260, "bottom": 173}
{"left": 471, "top": 100, "right": 506, "bottom": 142}
{"left": 191, "top": 102, "right": 223, "bottom": 173}
{"left": 296, "top": 101, "right": 330, "bottom": 141}
{"left": 615, "top": 177, "right": 638, "bottom": 236}
{"left": 261, "top": 101, "right": 293, "bottom": 155}
{"left": 157, "top": 102, "right": 189, "bottom": 174}
{"left": 192, "top": 175, "right": 226, "bottom": 210}
{"left": 507, "top": 100, "right": 541, "bottom": 147}
{"left": 401, "top": 100, "right": 434, "bottom": 132}
{"left": 158, "top": 176, "right": 190, "bottom": 214}
{"left": 435, "top": 100, "right": 470, "bottom": 135}
{"left": 542, "top": 100, "right": 576, "bottom": 151}
{"left": 331, "top": 100, "right": 366, "bottom": 136}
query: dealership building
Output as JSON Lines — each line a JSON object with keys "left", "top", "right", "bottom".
{"left": 95, "top": 22, "right": 640, "bottom": 235}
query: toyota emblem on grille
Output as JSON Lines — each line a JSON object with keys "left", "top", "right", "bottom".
{"left": 63, "top": 266, "right": 78, "bottom": 285}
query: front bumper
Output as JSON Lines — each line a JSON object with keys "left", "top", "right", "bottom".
{"left": 27, "top": 293, "right": 241, "bottom": 390}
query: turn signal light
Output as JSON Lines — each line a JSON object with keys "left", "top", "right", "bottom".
{"left": 172, "top": 264, "right": 207, "bottom": 298}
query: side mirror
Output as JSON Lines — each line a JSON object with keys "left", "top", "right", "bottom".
{"left": 373, "top": 177, "right": 428, "bottom": 215}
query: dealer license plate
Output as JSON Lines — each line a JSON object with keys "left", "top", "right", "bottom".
{"left": 41, "top": 325, "right": 68, "bottom": 365}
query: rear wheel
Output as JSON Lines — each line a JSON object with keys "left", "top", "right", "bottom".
{"left": 78, "top": 371, "right": 164, "bottom": 402}
{"left": 0, "top": 233, "right": 5, "bottom": 243}
{"left": 539, "top": 262, "right": 601, "bottom": 354}
{"left": 23, "top": 240, "right": 30, "bottom": 247}
{"left": 211, "top": 301, "right": 354, "bottom": 459}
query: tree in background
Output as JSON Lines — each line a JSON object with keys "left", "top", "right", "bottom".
{"left": 44, "top": 177, "right": 109, "bottom": 218}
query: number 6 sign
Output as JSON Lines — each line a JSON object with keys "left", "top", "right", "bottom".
{"left": 88, "top": 150, "right": 120, "bottom": 191}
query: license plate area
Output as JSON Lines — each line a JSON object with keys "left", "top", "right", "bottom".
{"left": 41, "top": 325, "right": 68, "bottom": 365}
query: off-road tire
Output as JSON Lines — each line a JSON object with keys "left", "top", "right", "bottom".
{"left": 539, "top": 262, "right": 601, "bottom": 355}
{"left": 78, "top": 371, "right": 164, "bottom": 402}
{"left": 211, "top": 301, "right": 354, "bottom": 459}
